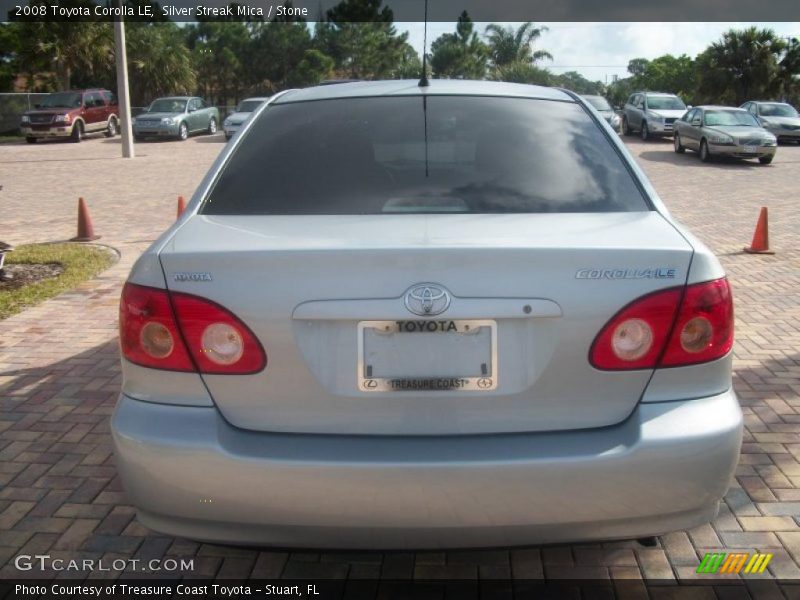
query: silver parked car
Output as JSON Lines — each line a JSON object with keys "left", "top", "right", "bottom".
{"left": 113, "top": 80, "right": 741, "bottom": 549}
{"left": 740, "top": 101, "right": 800, "bottom": 143}
{"left": 581, "top": 94, "right": 620, "bottom": 131}
{"left": 622, "top": 91, "right": 687, "bottom": 140}
{"left": 223, "top": 97, "right": 268, "bottom": 141}
{"left": 673, "top": 106, "right": 777, "bottom": 164}
{"left": 132, "top": 96, "right": 219, "bottom": 141}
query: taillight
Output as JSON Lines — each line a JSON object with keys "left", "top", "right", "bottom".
{"left": 119, "top": 283, "right": 266, "bottom": 374}
{"left": 590, "top": 278, "right": 733, "bottom": 370}
{"left": 119, "top": 283, "right": 194, "bottom": 371}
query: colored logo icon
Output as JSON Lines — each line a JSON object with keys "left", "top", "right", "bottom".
{"left": 697, "top": 552, "right": 772, "bottom": 574}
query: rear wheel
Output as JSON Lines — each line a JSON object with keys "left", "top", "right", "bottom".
{"left": 673, "top": 133, "right": 685, "bottom": 153}
{"left": 622, "top": 116, "right": 632, "bottom": 136}
{"left": 640, "top": 122, "right": 650, "bottom": 141}
{"left": 759, "top": 155, "right": 774, "bottom": 165}
{"left": 207, "top": 118, "right": 217, "bottom": 135}
{"left": 178, "top": 122, "right": 188, "bottom": 141}
{"left": 70, "top": 121, "right": 83, "bottom": 143}
{"left": 105, "top": 117, "right": 118, "bottom": 137}
{"left": 25, "top": 136, "right": 36, "bottom": 144}
{"left": 699, "top": 139, "right": 712, "bottom": 162}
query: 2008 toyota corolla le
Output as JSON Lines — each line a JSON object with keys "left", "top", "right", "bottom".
{"left": 112, "top": 80, "right": 742, "bottom": 549}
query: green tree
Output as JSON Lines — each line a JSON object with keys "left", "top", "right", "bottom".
{"left": 484, "top": 22, "right": 551, "bottom": 69}
{"left": 185, "top": 21, "right": 250, "bottom": 106}
{"left": 778, "top": 37, "right": 800, "bottom": 104}
{"left": 429, "top": 11, "right": 487, "bottom": 79}
{"left": 126, "top": 23, "right": 196, "bottom": 107}
{"left": 315, "top": 0, "right": 410, "bottom": 80}
{"left": 554, "top": 71, "right": 604, "bottom": 95}
{"left": 17, "top": 0, "right": 113, "bottom": 90}
{"left": 696, "top": 27, "right": 785, "bottom": 105}
{"left": 0, "top": 23, "right": 21, "bottom": 92}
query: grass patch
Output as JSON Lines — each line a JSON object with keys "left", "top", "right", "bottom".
{"left": 0, "top": 135, "right": 24, "bottom": 144}
{"left": 0, "top": 243, "right": 117, "bottom": 319}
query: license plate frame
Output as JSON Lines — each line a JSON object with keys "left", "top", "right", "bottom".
{"left": 744, "top": 145, "right": 757, "bottom": 153}
{"left": 357, "top": 319, "right": 498, "bottom": 392}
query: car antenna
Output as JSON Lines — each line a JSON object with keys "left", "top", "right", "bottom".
{"left": 418, "top": 0, "right": 430, "bottom": 87}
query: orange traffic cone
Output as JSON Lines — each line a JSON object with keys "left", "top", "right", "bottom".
{"left": 70, "top": 197, "right": 100, "bottom": 242}
{"left": 177, "top": 195, "right": 187, "bottom": 219}
{"left": 744, "top": 207, "right": 775, "bottom": 254}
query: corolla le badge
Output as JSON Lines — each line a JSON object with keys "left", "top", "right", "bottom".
{"left": 404, "top": 284, "right": 451, "bottom": 316}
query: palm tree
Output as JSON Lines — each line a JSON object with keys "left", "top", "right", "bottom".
{"left": 126, "top": 23, "right": 196, "bottom": 107}
{"left": 19, "top": 21, "right": 113, "bottom": 90}
{"left": 697, "top": 27, "right": 785, "bottom": 105}
{"left": 484, "top": 22, "right": 551, "bottom": 70}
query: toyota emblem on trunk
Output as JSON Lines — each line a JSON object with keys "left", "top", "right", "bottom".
{"left": 404, "top": 284, "right": 451, "bottom": 316}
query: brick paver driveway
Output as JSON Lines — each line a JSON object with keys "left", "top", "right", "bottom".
{"left": 1, "top": 133, "right": 799, "bottom": 593}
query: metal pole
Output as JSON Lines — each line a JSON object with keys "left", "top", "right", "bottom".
{"left": 113, "top": 12, "right": 134, "bottom": 158}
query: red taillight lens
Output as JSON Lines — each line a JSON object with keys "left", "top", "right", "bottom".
{"left": 170, "top": 292, "right": 266, "bottom": 374}
{"left": 660, "top": 278, "right": 733, "bottom": 367}
{"left": 119, "top": 283, "right": 194, "bottom": 371}
{"left": 119, "top": 283, "right": 266, "bottom": 374}
{"left": 590, "top": 278, "right": 733, "bottom": 370}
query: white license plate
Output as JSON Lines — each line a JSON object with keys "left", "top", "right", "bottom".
{"left": 744, "top": 145, "right": 757, "bottom": 153}
{"left": 357, "top": 319, "right": 497, "bottom": 392}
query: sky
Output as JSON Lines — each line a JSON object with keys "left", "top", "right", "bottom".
{"left": 398, "top": 22, "right": 800, "bottom": 84}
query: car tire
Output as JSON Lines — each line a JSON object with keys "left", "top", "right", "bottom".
{"left": 673, "top": 133, "right": 685, "bottom": 153}
{"left": 759, "top": 155, "right": 774, "bottom": 165}
{"left": 641, "top": 122, "right": 650, "bottom": 141}
{"left": 70, "top": 120, "right": 83, "bottom": 143}
{"left": 105, "top": 117, "right": 118, "bottom": 138}
{"left": 178, "top": 122, "right": 188, "bottom": 141}
{"left": 25, "top": 137, "right": 37, "bottom": 144}
{"left": 207, "top": 118, "right": 217, "bottom": 135}
{"left": 133, "top": 133, "right": 143, "bottom": 142}
{"left": 622, "top": 116, "right": 632, "bottom": 136}
{"left": 225, "top": 134, "right": 232, "bottom": 142}
{"left": 700, "top": 139, "right": 712, "bottom": 162}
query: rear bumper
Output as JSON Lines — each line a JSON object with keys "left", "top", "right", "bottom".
{"left": 112, "top": 390, "right": 742, "bottom": 549}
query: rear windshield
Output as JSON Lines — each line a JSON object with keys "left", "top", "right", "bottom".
{"left": 202, "top": 96, "right": 648, "bottom": 215}
{"left": 646, "top": 96, "right": 686, "bottom": 110}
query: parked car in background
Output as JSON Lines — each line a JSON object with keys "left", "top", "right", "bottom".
{"left": 132, "top": 97, "right": 219, "bottom": 141}
{"left": 673, "top": 106, "right": 777, "bottom": 164}
{"left": 581, "top": 94, "right": 620, "bottom": 131}
{"left": 224, "top": 97, "right": 268, "bottom": 141}
{"left": 19, "top": 89, "right": 119, "bottom": 143}
{"left": 113, "top": 80, "right": 741, "bottom": 549}
{"left": 622, "top": 92, "right": 687, "bottom": 140}
{"left": 740, "top": 101, "right": 800, "bottom": 143}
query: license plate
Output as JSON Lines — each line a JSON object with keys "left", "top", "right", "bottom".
{"left": 744, "top": 145, "right": 757, "bottom": 153}
{"left": 357, "top": 319, "right": 497, "bottom": 392}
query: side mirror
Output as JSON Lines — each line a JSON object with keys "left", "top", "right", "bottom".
{"left": 686, "top": 105, "right": 693, "bottom": 110}
{"left": 691, "top": 119, "right": 702, "bottom": 126}
{"left": 188, "top": 107, "right": 197, "bottom": 113}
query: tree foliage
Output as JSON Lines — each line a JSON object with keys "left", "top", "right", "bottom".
{"left": 429, "top": 11, "right": 487, "bottom": 79}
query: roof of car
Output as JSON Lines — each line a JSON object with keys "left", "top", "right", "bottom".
{"left": 242, "top": 97, "right": 270, "bottom": 102}
{"left": 635, "top": 91, "right": 680, "bottom": 97}
{"left": 275, "top": 80, "right": 575, "bottom": 104}
{"left": 697, "top": 105, "right": 747, "bottom": 111}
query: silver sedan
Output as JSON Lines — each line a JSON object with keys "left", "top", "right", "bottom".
{"left": 673, "top": 106, "right": 777, "bottom": 164}
{"left": 113, "top": 80, "right": 742, "bottom": 549}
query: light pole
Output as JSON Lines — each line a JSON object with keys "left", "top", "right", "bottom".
{"left": 113, "top": 8, "right": 134, "bottom": 158}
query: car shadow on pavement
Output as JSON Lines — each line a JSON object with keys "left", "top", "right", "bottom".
{"left": 637, "top": 151, "right": 763, "bottom": 169}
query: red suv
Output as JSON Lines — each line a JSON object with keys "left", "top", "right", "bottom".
{"left": 20, "top": 89, "right": 119, "bottom": 143}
